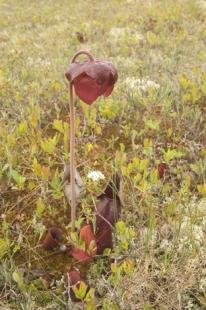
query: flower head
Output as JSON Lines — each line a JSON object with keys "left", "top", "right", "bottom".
{"left": 65, "top": 56, "right": 118, "bottom": 105}
{"left": 87, "top": 170, "right": 105, "bottom": 181}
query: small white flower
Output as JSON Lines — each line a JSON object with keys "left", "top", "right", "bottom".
{"left": 87, "top": 170, "right": 105, "bottom": 181}
{"left": 109, "top": 27, "right": 126, "bottom": 40}
{"left": 135, "top": 33, "right": 144, "bottom": 41}
{"left": 198, "top": 0, "right": 206, "bottom": 10}
{"left": 109, "top": 27, "right": 143, "bottom": 43}
{"left": 0, "top": 213, "right": 6, "bottom": 220}
{"left": 124, "top": 77, "right": 160, "bottom": 94}
{"left": 26, "top": 57, "right": 51, "bottom": 68}
{"left": 160, "top": 238, "right": 171, "bottom": 250}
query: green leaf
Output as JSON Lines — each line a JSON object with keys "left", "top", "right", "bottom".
{"left": 50, "top": 169, "right": 63, "bottom": 199}
{"left": 35, "top": 198, "right": 45, "bottom": 218}
{"left": 53, "top": 119, "right": 64, "bottom": 133}
{"left": 115, "top": 221, "right": 135, "bottom": 252}
{"left": 88, "top": 240, "right": 97, "bottom": 255}
{"left": 17, "top": 121, "right": 28, "bottom": 136}
{"left": 163, "top": 149, "right": 184, "bottom": 163}
{"left": 40, "top": 134, "right": 59, "bottom": 154}
{"left": 11, "top": 169, "right": 26, "bottom": 190}
{"left": 73, "top": 281, "right": 88, "bottom": 300}
{"left": 85, "top": 288, "right": 96, "bottom": 310}
{"left": 0, "top": 238, "right": 9, "bottom": 259}
{"left": 197, "top": 184, "right": 206, "bottom": 197}
{"left": 145, "top": 119, "right": 160, "bottom": 131}
{"left": 116, "top": 221, "right": 126, "bottom": 235}
{"left": 139, "top": 159, "right": 149, "bottom": 172}
{"left": 70, "top": 232, "right": 79, "bottom": 244}
{"left": 12, "top": 270, "right": 26, "bottom": 292}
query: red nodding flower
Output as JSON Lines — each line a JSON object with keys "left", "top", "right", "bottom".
{"left": 65, "top": 57, "right": 118, "bottom": 105}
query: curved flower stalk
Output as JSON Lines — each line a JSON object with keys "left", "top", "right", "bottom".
{"left": 65, "top": 51, "right": 118, "bottom": 231}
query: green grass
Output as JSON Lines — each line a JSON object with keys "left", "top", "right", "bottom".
{"left": 0, "top": 0, "right": 206, "bottom": 309}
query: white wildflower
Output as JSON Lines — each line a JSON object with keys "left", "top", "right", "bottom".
{"left": 160, "top": 238, "right": 172, "bottom": 250}
{"left": 0, "top": 213, "right": 6, "bottom": 220}
{"left": 109, "top": 27, "right": 143, "bottom": 43}
{"left": 139, "top": 227, "right": 157, "bottom": 246}
{"left": 109, "top": 27, "right": 126, "bottom": 40}
{"left": 135, "top": 33, "right": 144, "bottom": 41}
{"left": 178, "top": 213, "right": 205, "bottom": 250}
{"left": 87, "top": 170, "right": 105, "bottom": 181}
{"left": 198, "top": 0, "right": 206, "bottom": 10}
{"left": 184, "top": 298, "right": 196, "bottom": 310}
{"left": 26, "top": 57, "right": 51, "bottom": 68}
{"left": 124, "top": 77, "right": 160, "bottom": 94}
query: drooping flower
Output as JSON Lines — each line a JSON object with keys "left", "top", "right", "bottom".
{"left": 65, "top": 59, "right": 118, "bottom": 105}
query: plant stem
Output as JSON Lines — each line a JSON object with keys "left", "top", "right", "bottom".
{"left": 69, "top": 82, "right": 76, "bottom": 232}
{"left": 69, "top": 50, "right": 94, "bottom": 232}
{"left": 71, "top": 50, "right": 94, "bottom": 63}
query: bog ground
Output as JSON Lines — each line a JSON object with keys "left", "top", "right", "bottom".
{"left": 0, "top": 0, "right": 206, "bottom": 309}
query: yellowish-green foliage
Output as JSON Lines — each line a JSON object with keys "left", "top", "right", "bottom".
{"left": 0, "top": 0, "right": 206, "bottom": 309}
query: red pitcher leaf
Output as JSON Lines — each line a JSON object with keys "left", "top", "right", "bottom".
{"left": 41, "top": 227, "right": 62, "bottom": 250}
{"left": 79, "top": 224, "right": 97, "bottom": 256}
{"left": 70, "top": 224, "right": 97, "bottom": 264}
{"left": 95, "top": 174, "right": 122, "bottom": 254}
{"left": 65, "top": 59, "right": 118, "bottom": 105}
{"left": 71, "top": 248, "right": 93, "bottom": 264}
{"left": 96, "top": 227, "right": 113, "bottom": 255}
{"left": 67, "top": 268, "right": 88, "bottom": 302}
{"left": 158, "top": 163, "right": 167, "bottom": 179}
{"left": 96, "top": 194, "right": 121, "bottom": 231}
{"left": 98, "top": 173, "right": 121, "bottom": 200}
{"left": 68, "top": 268, "right": 81, "bottom": 286}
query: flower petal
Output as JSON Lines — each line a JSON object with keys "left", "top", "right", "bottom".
{"left": 74, "top": 74, "right": 100, "bottom": 104}
{"left": 104, "top": 84, "right": 114, "bottom": 97}
{"left": 85, "top": 60, "right": 117, "bottom": 83}
{"left": 65, "top": 62, "right": 88, "bottom": 82}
